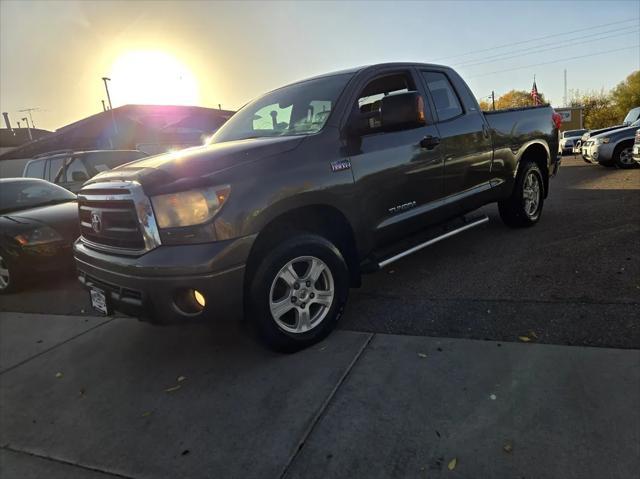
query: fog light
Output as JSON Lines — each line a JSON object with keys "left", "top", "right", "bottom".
{"left": 194, "top": 290, "right": 206, "bottom": 307}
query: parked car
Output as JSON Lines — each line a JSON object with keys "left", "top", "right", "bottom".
{"left": 577, "top": 107, "right": 640, "bottom": 159}
{"left": 582, "top": 119, "right": 640, "bottom": 168}
{"left": 23, "top": 150, "right": 148, "bottom": 193}
{"left": 560, "top": 129, "right": 587, "bottom": 155}
{"left": 633, "top": 129, "right": 640, "bottom": 165}
{"left": 73, "top": 62, "right": 561, "bottom": 351}
{"left": 0, "top": 178, "right": 79, "bottom": 293}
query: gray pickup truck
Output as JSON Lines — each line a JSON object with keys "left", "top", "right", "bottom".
{"left": 74, "top": 62, "right": 561, "bottom": 351}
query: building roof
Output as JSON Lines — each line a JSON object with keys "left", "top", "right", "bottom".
{"left": 0, "top": 104, "right": 234, "bottom": 160}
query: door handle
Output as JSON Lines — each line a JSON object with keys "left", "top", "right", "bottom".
{"left": 420, "top": 135, "right": 440, "bottom": 149}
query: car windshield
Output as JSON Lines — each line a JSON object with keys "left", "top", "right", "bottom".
{"left": 210, "top": 73, "right": 354, "bottom": 144}
{"left": 0, "top": 180, "right": 76, "bottom": 214}
{"left": 623, "top": 107, "right": 640, "bottom": 125}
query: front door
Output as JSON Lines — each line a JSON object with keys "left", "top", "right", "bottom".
{"left": 347, "top": 70, "right": 445, "bottom": 247}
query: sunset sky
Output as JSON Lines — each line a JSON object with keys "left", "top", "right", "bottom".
{"left": 1, "top": 0, "right": 638, "bottom": 131}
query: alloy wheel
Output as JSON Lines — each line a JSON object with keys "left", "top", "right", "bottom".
{"left": 523, "top": 171, "right": 541, "bottom": 218}
{"left": 268, "top": 256, "right": 335, "bottom": 334}
{"left": 0, "top": 254, "right": 10, "bottom": 290}
{"left": 619, "top": 147, "right": 634, "bottom": 166}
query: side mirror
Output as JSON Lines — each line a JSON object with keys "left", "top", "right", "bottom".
{"left": 380, "top": 91, "right": 426, "bottom": 131}
{"left": 71, "top": 171, "right": 89, "bottom": 182}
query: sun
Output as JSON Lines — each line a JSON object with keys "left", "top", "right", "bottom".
{"left": 108, "top": 50, "right": 200, "bottom": 106}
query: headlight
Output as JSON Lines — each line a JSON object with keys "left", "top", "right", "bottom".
{"left": 595, "top": 137, "right": 610, "bottom": 145}
{"left": 151, "top": 185, "right": 230, "bottom": 229}
{"left": 15, "top": 226, "right": 63, "bottom": 246}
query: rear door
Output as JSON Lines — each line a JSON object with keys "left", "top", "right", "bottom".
{"left": 419, "top": 69, "right": 493, "bottom": 211}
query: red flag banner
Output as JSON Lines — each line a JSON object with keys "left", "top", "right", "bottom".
{"left": 531, "top": 80, "right": 542, "bottom": 106}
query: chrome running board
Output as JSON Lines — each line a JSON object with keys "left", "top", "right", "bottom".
{"left": 378, "top": 215, "right": 489, "bottom": 268}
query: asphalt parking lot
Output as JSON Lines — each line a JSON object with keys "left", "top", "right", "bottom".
{"left": 1, "top": 156, "right": 639, "bottom": 479}
{"left": 2, "top": 156, "right": 639, "bottom": 348}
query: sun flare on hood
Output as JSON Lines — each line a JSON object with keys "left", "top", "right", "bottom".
{"left": 109, "top": 50, "right": 200, "bottom": 106}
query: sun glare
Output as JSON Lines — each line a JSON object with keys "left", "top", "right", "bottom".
{"left": 109, "top": 50, "right": 200, "bottom": 106}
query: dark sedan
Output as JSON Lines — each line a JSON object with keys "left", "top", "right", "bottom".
{"left": 0, "top": 178, "right": 79, "bottom": 293}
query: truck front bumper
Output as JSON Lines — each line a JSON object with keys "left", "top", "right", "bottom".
{"left": 74, "top": 235, "right": 256, "bottom": 323}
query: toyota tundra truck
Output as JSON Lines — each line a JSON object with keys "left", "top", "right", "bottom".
{"left": 74, "top": 62, "right": 561, "bottom": 351}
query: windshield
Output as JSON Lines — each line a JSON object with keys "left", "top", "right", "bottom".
{"left": 0, "top": 180, "right": 76, "bottom": 214}
{"left": 623, "top": 107, "right": 640, "bottom": 125}
{"left": 211, "top": 73, "right": 354, "bottom": 143}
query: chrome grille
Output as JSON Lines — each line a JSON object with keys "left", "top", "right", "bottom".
{"left": 78, "top": 181, "right": 161, "bottom": 255}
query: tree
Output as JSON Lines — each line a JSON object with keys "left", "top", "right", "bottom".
{"left": 568, "top": 89, "right": 618, "bottom": 130}
{"left": 477, "top": 89, "right": 546, "bottom": 111}
{"left": 611, "top": 70, "right": 640, "bottom": 120}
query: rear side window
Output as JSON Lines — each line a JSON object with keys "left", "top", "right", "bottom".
{"left": 24, "top": 160, "right": 45, "bottom": 179}
{"left": 421, "top": 71, "right": 463, "bottom": 122}
{"left": 49, "top": 156, "right": 65, "bottom": 183}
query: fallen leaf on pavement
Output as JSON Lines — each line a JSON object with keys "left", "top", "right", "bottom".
{"left": 448, "top": 458, "right": 457, "bottom": 470}
{"left": 418, "top": 353, "right": 427, "bottom": 358}
{"left": 530, "top": 331, "right": 538, "bottom": 339}
{"left": 177, "top": 376, "right": 186, "bottom": 382}
{"left": 141, "top": 411, "right": 152, "bottom": 417}
{"left": 164, "top": 385, "right": 182, "bottom": 393}
{"left": 55, "top": 372, "right": 63, "bottom": 379}
{"left": 503, "top": 441, "right": 513, "bottom": 453}
{"left": 518, "top": 336, "right": 531, "bottom": 342}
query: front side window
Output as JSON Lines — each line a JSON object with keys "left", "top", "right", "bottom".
{"left": 422, "top": 71, "right": 463, "bottom": 122}
{"left": 356, "top": 73, "right": 415, "bottom": 132}
{"left": 211, "top": 72, "right": 353, "bottom": 143}
{"left": 64, "top": 157, "right": 90, "bottom": 183}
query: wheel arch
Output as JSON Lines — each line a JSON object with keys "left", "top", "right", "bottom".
{"left": 245, "top": 204, "right": 361, "bottom": 290}
{"left": 516, "top": 141, "right": 550, "bottom": 198}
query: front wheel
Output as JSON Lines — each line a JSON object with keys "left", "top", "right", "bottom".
{"left": 0, "top": 251, "right": 20, "bottom": 294}
{"left": 247, "top": 234, "right": 349, "bottom": 352}
{"left": 613, "top": 144, "right": 637, "bottom": 169}
{"left": 498, "top": 161, "right": 545, "bottom": 228}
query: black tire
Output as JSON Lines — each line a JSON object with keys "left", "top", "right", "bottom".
{"left": 498, "top": 161, "right": 545, "bottom": 228}
{"left": 598, "top": 160, "right": 616, "bottom": 168}
{"left": 0, "top": 251, "right": 21, "bottom": 294}
{"left": 612, "top": 143, "right": 638, "bottom": 169}
{"left": 246, "top": 234, "right": 349, "bottom": 353}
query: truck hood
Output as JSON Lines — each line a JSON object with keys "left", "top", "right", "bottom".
{"left": 84, "top": 136, "right": 305, "bottom": 194}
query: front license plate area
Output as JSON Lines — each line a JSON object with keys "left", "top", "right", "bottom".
{"left": 90, "top": 288, "right": 111, "bottom": 315}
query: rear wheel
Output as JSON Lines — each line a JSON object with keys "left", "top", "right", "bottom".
{"left": 498, "top": 161, "right": 544, "bottom": 228}
{"left": 613, "top": 144, "right": 637, "bottom": 169}
{"left": 247, "top": 234, "right": 349, "bottom": 352}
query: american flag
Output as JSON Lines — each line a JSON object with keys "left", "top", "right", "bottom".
{"left": 531, "top": 79, "right": 542, "bottom": 106}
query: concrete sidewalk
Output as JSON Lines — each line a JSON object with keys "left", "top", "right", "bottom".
{"left": 1, "top": 312, "right": 638, "bottom": 479}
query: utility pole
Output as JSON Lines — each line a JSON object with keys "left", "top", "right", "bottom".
{"left": 563, "top": 69, "right": 568, "bottom": 107}
{"left": 22, "top": 117, "right": 33, "bottom": 140}
{"left": 18, "top": 107, "right": 39, "bottom": 128}
{"left": 101, "top": 76, "right": 119, "bottom": 144}
{"left": 491, "top": 91, "right": 495, "bottom": 111}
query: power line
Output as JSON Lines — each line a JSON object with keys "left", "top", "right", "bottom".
{"left": 456, "top": 27, "right": 639, "bottom": 69}
{"left": 454, "top": 25, "right": 639, "bottom": 67}
{"left": 466, "top": 44, "right": 640, "bottom": 79}
{"left": 432, "top": 17, "right": 639, "bottom": 62}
